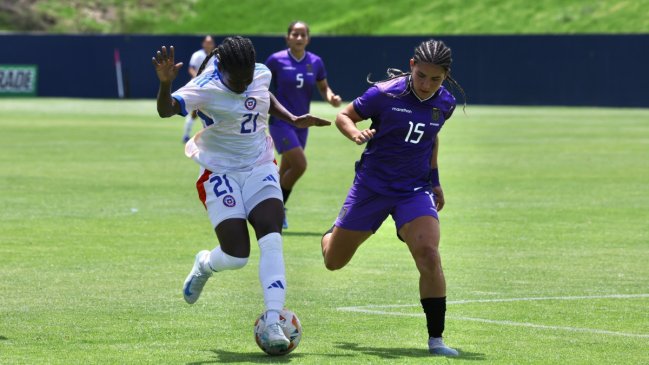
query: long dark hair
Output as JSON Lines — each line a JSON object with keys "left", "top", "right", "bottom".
{"left": 195, "top": 36, "right": 256, "bottom": 77}
{"left": 369, "top": 39, "right": 466, "bottom": 109}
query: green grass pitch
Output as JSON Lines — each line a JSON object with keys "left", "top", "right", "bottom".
{"left": 1, "top": 99, "right": 648, "bottom": 364}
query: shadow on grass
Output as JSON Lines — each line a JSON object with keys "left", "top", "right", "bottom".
{"left": 282, "top": 231, "right": 324, "bottom": 237}
{"left": 187, "top": 349, "right": 353, "bottom": 364}
{"left": 335, "top": 342, "right": 486, "bottom": 361}
{"left": 0, "top": 336, "right": 8, "bottom": 340}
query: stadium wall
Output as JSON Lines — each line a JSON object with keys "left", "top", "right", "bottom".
{"left": 0, "top": 34, "right": 647, "bottom": 107}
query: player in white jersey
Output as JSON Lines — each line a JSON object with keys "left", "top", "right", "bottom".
{"left": 152, "top": 37, "right": 330, "bottom": 352}
{"left": 182, "top": 35, "right": 215, "bottom": 143}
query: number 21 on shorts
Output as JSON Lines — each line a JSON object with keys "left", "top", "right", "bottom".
{"left": 210, "top": 174, "right": 234, "bottom": 197}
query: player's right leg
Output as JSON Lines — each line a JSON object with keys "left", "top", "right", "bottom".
{"left": 321, "top": 183, "right": 390, "bottom": 270}
{"left": 321, "top": 227, "right": 371, "bottom": 270}
{"left": 184, "top": 169, "right": 249, "bottom": 304}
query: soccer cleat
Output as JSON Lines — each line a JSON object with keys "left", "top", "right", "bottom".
{"left": 428, "top": 337, "right": 459, "bottom": 356}
{"left": 282, "top": 208, "right": 288, "bottom": 229}
{"left": 182, "top": 250, "right": 212, "bottom": 304}
{"left": 262, "top": 322, "right": 290, "bottom": 351}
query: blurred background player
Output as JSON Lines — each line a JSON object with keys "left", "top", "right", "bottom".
{"left": 265, "top": 21, "right": 341, "bottom": 228}
{"left": 320, "top": 39, "right": 466, "bottom": 356}
{"left": 182, "top": 35, "right": 215, "bottom": 143}
{"left": 151, "top": 37, "right": 330, "bottom": 351}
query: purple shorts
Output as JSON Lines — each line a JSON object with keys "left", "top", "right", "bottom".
{"left": 269, "top": 117, "right": 309, "bottom": 154}
{"left": 335, "top": 182, "right": 439, "bottom": 234}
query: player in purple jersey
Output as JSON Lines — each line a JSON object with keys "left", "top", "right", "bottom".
{"left": 320, "top": 39, "right": 467, "bottom": 356}
{"left": 265, "top": 21, "right": 341, "bottom": 229}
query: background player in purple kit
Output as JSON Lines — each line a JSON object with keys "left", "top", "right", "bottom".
{"left": 320, "top": 39, "right": 466, "bottom": 356}
{"left": 266, "top": 21, "right": 342, "bottom": 228}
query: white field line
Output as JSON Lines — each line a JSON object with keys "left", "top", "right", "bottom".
{"left": 336, "top": 293, "right": 649, "bottom": 339}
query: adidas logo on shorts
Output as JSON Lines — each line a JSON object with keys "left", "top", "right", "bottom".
{"left": 262, "top": 174, "right": 277, "bottom": 182}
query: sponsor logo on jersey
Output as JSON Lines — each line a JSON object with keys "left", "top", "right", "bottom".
{"left": 282, "top": 66, "right": 296, "bottom": 70}
{"left": 245, "top": 97, "right": 256, "bottom": 110}
{"left": 432, "top": 108, "right": 441, "bottom": 122}
{"left": 392, "top": 107, "right": 412, "bottom": 114}
{"left": 223, "top": 195, "right": 236, "bottom": 207}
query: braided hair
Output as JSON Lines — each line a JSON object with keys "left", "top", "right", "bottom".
{"left": 195, "top": 36, "right": 256, "bottom": 78}
{"left": 369, "top": 39, "right": 466, "bottom": 109}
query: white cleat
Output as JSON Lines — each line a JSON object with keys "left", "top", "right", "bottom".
{"left": 262, "top": 322, "right": 290, "bottom": 351}
{"left": 428, "top": 337, "right": 459, "bottom": 356}
{"left": 183, "top": 250, "right": 212, "bottom": 304}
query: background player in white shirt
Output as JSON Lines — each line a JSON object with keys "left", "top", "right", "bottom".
{"left": 182, "top": 35, "right": 215, "bottom": 143}
{"left": 152, "top": 37, "right": 330, "bottom": 352}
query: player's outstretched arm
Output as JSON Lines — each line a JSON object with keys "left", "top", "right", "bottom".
{"left": 336, "top": 103, "right": 375, "bottom": 145}
{"left": 269, "top": 92, "right": 331, "bottom": 128}
{"left": 151, "top": 46, "right": 183, "bottom": 118}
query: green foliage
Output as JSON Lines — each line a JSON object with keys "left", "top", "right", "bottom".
{"left": 2, "top": 0, "right": 648, "bottom": 34}
{"left": 1, "top": 99, "right": 648, "bottom": 364}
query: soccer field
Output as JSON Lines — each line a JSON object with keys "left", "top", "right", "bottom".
{"left": 1, "top": 99, "right": 648, "bottom": 364}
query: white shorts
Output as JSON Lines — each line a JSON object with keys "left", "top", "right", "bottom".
{"left": 196, "top": 162, "right": 283, "bottom": 228}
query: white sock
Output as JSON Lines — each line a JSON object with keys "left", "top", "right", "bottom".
{"left": 183, "top": 115, "right": 195, "bottom": 137}
{"left": 202, "top": 246, "right": 248, "bottom": 272}
{"left": 258, "top": 232, "right": 286, "bottom": 323}
{"left": 265, "top": 310, "right": 280, "bottom": 324}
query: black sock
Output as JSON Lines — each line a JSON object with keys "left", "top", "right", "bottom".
{"left": 281, "top": 187, "right": 292, "bottom": 205}
{"left": 421, "top": 297, "right": 446, "bottom": 338}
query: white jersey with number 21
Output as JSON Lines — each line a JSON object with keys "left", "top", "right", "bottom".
{"left": 172, "top": 57, "right": 275, "bottom": 172}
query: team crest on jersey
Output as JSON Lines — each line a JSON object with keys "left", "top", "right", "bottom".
{"left": 306, "top": 64, "right": 313, "bottom": 72}
{"left": 245, "top": 97, "right": 256, "bottom": 110}
{"left": 223, "top": 195, "right": 236, "bottom": 207}
{"left": 432, "top": 108, "right": 441, "bottom": 122}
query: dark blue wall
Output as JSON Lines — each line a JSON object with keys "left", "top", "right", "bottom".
{"left": 1, "top": 34, "right": 647, "bottom": 107}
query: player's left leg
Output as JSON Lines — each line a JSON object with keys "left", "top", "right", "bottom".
{"left": 395, "top": 192, "right": 458, "bottom": 356}
{"left": 244, "top": 164, "right": 290, "bottom": 350}
{"left": 270, "top": 123, "right": 308, "bottom": 229}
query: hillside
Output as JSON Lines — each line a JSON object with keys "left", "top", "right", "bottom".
{"left": 1, "top": 0, "right": 648, "bottom": 34}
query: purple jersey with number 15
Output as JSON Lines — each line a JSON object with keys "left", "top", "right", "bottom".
{"left": 352, "top": 76, "right": 456, "bottom": 196}
{"left": 265, "top": 50, "right": 327, "bottom": 123}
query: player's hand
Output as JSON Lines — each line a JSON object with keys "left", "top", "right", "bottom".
{"left": 152, "top": 46, "right": 183, "bottom": 83}
{"left": 352, "top": 128, "right": 376, "bottom": 145}
{"left": 293, "top": 114, "right": 332, "bottom": 128}
{"left": 330, "top": 95, "right": 342, "bottom": 107}
{"left": 432, "top": 185, "right": 445, "bottom": 212}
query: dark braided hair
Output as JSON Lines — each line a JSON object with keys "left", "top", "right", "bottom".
{"left": 369, "top": 39, "right": 466, "bottom": 110}
{"left": 195, "top": 36, "right": 256, "bottom": 78}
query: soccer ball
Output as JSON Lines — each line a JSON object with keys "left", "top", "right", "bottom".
{"left": 253, "top": 309, "right": 302, "bottom": 356}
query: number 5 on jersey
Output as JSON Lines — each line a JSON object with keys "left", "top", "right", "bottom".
{"left": 296, "top": 73, "right": 304, "bottom": 88}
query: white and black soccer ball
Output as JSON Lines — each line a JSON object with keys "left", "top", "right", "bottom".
{"left": 253, "top": 309, "right": 302, "bottom": 356}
